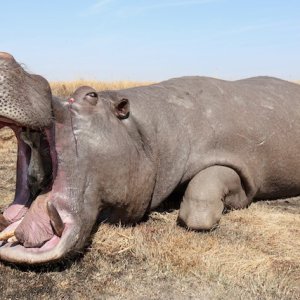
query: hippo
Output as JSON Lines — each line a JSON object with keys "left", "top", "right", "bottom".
{"left": 0, "top": 52, "right": 299, "bottom": 264}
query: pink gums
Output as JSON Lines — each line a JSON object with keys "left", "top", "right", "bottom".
{"left": 3, "top": 127, "right": 31, "bottom": 222}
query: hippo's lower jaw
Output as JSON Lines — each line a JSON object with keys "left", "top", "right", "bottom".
{"left": 0, "top": 118, "right": 77, "bottom": 264}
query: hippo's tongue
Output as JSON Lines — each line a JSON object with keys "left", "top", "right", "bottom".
{"left": 14, "top": 194, "right": 54, "bottom": 248}
{"left": 1, "top": 193, "right": 64, "bottom": 248}
{"left": 0, "top": 200, "right": 53, "bottom": 248}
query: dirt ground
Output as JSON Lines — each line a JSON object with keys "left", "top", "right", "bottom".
{"left": 0, "top": 127, "right": 299, "bottom": 300}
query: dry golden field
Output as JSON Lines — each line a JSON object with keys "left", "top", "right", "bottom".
{"left": 0, "top": 81, "right": 299, "bottom": 299}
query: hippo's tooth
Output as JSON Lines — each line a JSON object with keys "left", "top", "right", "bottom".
{"left": 8, "top": 235, "right": 18, "bottom": 243}
{"left": 0, "top": 214, "right": 10, "bottom": 232}
{"left": 0, "top": 230, "right": 15, "bottom": 241}
{"left": 47, "top": 202, "right": 64, "bottom": 237}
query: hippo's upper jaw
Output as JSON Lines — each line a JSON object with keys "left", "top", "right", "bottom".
{"left": 0, "top": 52, "right": 52, "bottom": 128}
{"left": 0, "top": 53, "right": 80, "bottom": 264}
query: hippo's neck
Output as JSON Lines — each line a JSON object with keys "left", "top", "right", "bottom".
{"left": 125, "top": 100, "right": 191, "bottom": 210}
{"left": 120, "top": 117, "right": 157, "bottom": 221}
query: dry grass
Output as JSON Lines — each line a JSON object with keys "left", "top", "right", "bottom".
{"left": 50, "top": 80, "right": 154, "bottom": 98}
{"left": 0, "top": 129, "right": 17, "bottom": 205}
{"left": 0, "top": 80, "right": 300, "bottom": 299}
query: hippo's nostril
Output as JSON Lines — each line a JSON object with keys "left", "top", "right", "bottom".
{"left": 0, "top": 52, "right": 14, "bottom": 62}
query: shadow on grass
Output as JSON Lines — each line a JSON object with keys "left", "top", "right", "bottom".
{"left": 1, "top": 248, "right": 87, "bottom": 273}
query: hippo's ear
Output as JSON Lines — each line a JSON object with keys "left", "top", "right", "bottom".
{"left": 113, "top": 98, "right": 130, "bottom": 119}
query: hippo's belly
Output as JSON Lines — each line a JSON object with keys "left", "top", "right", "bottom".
{"left": 185, "top": 126, "right": 300, "bottom": 200}
{"left": 252, "top": 132, "right": 300, "bottom": 199}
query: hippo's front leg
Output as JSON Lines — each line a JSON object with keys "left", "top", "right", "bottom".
{"left": 178, "top": 166, "right": 250, "bottom": 230}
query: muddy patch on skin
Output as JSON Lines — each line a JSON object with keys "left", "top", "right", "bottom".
{"left": 0, "top": 127, "right": 299, "bottom": 299}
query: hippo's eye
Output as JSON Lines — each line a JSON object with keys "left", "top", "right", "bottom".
{"left": 86, "top": 92, "right": 97, "bottom": 98}
{"left": 84, "top": 91, "right": 98, "bottom": 105}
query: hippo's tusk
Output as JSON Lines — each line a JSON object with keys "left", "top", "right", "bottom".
{"left": 47, "top": 202, "right": 64, "bottom": 237}
{"left": 0, "top": 230, "right": 15, "bottom": 241}
{"left": 7, "top": 235, "right": 18, "bottom": 243}
{"left": 0, "top": 214, "right": 10, "bottom": 232}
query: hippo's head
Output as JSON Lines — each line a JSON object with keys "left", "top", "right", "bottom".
{"left": 0, "top": 54, "right": 155, "bottom": 264}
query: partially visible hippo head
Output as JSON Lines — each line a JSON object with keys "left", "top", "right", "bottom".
{"left": 0, "top": 52, "right": 52, "bottom": 128}
{"left": 0, "top": 57, "right": 155, "bottom": 264}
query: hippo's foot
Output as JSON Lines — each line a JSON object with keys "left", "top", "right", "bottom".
{"left": 177, "top": 166, "right": 249, "bottom": 231}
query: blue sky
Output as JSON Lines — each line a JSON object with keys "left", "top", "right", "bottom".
{"left": 1, "top": 0, "right": 300, "bottom": 81}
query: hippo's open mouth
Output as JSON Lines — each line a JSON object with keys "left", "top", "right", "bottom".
{"left": 0, "top": 117, "right": 72, "bottom": 262}
{"left": 0, "top": 52, "right": 82, "bottom": 264}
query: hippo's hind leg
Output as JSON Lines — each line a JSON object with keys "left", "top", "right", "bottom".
{"left": 178, "top": 166, "right": 249, "bottom": 230}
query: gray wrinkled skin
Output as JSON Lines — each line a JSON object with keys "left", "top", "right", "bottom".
{"left": 0, "top": 52, "right": 299, "bottom": 264}
{"left": 98, "top": 77, "right": 300, "bottom": 205}
{"left": 60, "top": 76, "right": 300, "bottom": 248}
